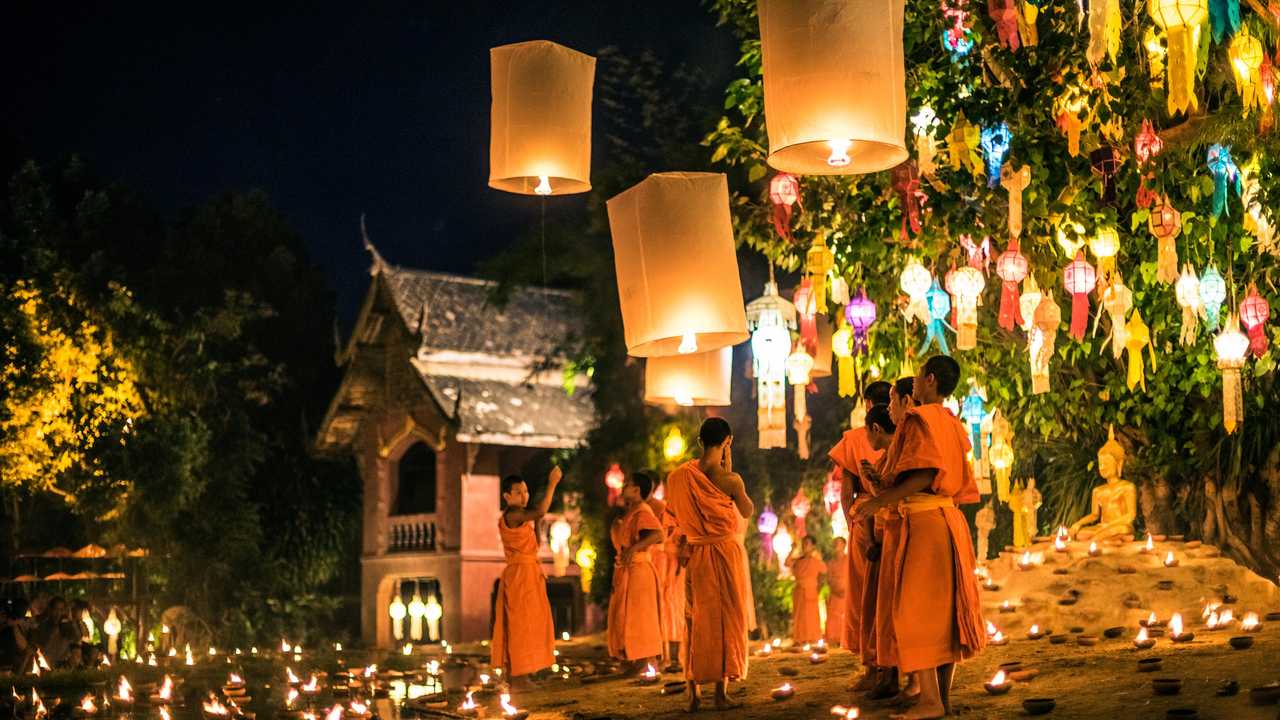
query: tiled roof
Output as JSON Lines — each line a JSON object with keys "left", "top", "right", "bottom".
{"left": 421, "top": 375, "right": 594, "bottom": 449}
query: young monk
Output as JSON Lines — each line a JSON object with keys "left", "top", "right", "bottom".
{"left": 608, "top": 471, "right": 666, "bottom": 671}
{"left": 665, "top": 417, "right": 753, "bottom": 712}
{"left": 491, "top": 466, "right": 562, "bottom": 689}
{"left": 824, "top": 536, "right": 848, "bottom": 647}
{"left": 828, "top": 381, "right": 891, "bottom": 685}
{"left": 855, "top": 357, "right": 987, "bottom": 720}
{"left": 786, "top": 535, "right": 827, "bottom": 644}
{"left": 647, "top": 481, "right": 686, "bottom": 671}
{"left": 858, "top": 402, "right": 902, "bottom": 699}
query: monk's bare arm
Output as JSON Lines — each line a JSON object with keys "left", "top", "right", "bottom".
{"left": 839, "top": 467, "right": 855, "bottom": 510}
{"left": 619, "top": 528, "right": 661, "bottom": 565}
{"left": 505, "top": 466, "right": 563, "bottom": 526}
{"left": 852, "top": 469, "right": 936, "bottom": 522}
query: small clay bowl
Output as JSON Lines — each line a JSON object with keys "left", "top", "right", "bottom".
{"left": 1156, "top": 580, "right": 1174, "bottom": 590}
{"left": 999, "top": 661, "right": 1024, "bottom": 673}
{"left": 1152, "top": 678, "right": 1183, "bottom": 695}
{"left": 1049, "top": 634, "right": 1069, "bottom": 645}
{"left": 1124, "top": 598, "right": 1143, "bottom": 609}
{"left": 1184, "top": 540, "right": 1202, "bottom": 549}
{"left": 983, "top": 681, "right": 1012, "bottom": 696}
{"left": 983, "top": 584, "right": 1001, "bottom": 592}
{"left": 1165, "top": 709, "right": 1197, "bottom": 720}
{"left": 1057, "top": 596, "right": 1078, "bottom": 606}
{"left": 1076, "top": 635, "right": 1099, "bottom": 647}
{"left": 1169, "top": 534, "right": 1185, "bottom": 541}
{"left": 1052, "top": 568, "right": 1070, "bottom": 575}
{"left": 1147, "top": 628, "right": 1166, "bottom": 638}
{"left": 1170, "top": 632, "right": 1196, "bottom": 643}
{"left": 998, "top": 604, "right": 1017, "bottom": 614}
{"left": 1249, "top": 683, "right": 1280, "bottom": 705}
{"left": 1267, "top": 611, "right": 1280, "bottom": 622}
{"left": 661, "top": 681, "right": 687, "bottom": 696}
{"left": 1068, "top": 626, "right": 1085, "bottom": 633}
{"left": 1118, "top": 566, "right": 1137, "bottom": 574}
{"left": 769, "top": 685, "right": 795, "bottom": 701}
{"left": 1010, "top": 669, "right": 1040, "bottom": 682}
{"left": 1221, "top": 594, "right": 1237, "bottom": 604}
{"left": 1137, "top": 658, "right": 1163, "bottom": 673}
{"left": 1229, "top": 636, "right": 1254, "bottom": 650}
{"left": 1103, "top": 627, "right": 1125, "bottom": 639}
{"left": 1216, "top": 680, "right": 1239, "bottom": 696}
{"left": 1022, "top": 698, "right": 1056, "bottom": 715}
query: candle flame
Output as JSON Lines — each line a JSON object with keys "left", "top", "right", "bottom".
{"left": 479, "top": 672, "right": 491, "bottom": 685}
{"left": 1089, "top": 541, "right": 1098, "bottom": 553}
{"left": 761, "top": 643, "right": 772, "bottom": 654}
{"left": 1029, "top": 624, "right": 1040, "bottom": 635}
{"left": 534, "top": 176, "right": 552, "bottom": 196}
{"left": 1206, "top": 610, "right": 1220, "bottom": 628}
{"left": 159, "top": 675, "right": 173, "bottom": 701}
{"left": 778, "top": 683, "right": 792, "bottom": 692}
{"left": 302, "top": 675, "right": 320, "bottom": 693}
{"left": 100, "top": 655, "right": 112, "bottom": 668}
{"left": 1203, "top": 602, "right": 1221, "bottom": 619}
{"left": 1054, "top": 536, "right": 1067, "bottom": 551}
{"left": 990, "top": 670, "right": 1007, "bottom": 685}
{"left": 349, "top": 701, "right": 368, "bottom": 716}
{"left": 802, "top": 643, "right": 812, "bottom": 652}
{"left": 1147, "top": 611, "right": 1158, "bottom": 625}
{"left": 1057, "top": 525, "right": 1069, "bottom": 539}
{"left": 117, "top": 676, "right": 133, "bottom": 702}
{"left": 281, "top": 638, "right": 291, "bottom": 652}
{"left": 159, "top": 708, "right": 171, "bottom": 720}
{"left": 643, "top": 663, "right": 658, "bottom": 678}
{"left": 1170, "top": 612, "right": 1184, "bottom": 636}
{"left": 1220, "top": 609, "right": 1234, "bottom": 624}
{"left": 1135, "top": 627, "right": 1149, "bottom": 643}
{"left": 36, "top": 648, "right": 51, "bottom": 671}
{"left": 228, "top": 673, "right": 243, "bottom": 685}
{"left": 1164, "top": 551, "right": 1176, "bottom": 566}
{"left": 499, "top": 692, "right": 520, "bottom": 717}
{"left": 986, "top": 620, "right": 999, "bottom": 636}
{"left": 1145, "top": 535, "right": 1154, "bottom": 551}
{"left": 1243, "top": 612, "right": 1260, "bottom": 629}
{"left": 460, "top": 691, "right": 478, "bottom": 711}
{"left": 826, "top": 139, "right": 853, "bottom": 167}
{"left": 363, "top": 664, "right": 377, "bottom": 678}
{"left": 80, "top": 695, "right": 97, "bottom": 714}
{"left": 148, "top": 654, "right": 158, "bottom": 667}
{"left": 184, "top": 645, "right": 194, "bottom": 666}
{"left": 325, "top": 705, "right": 343, "bottom": 720}
{"left": 287, "top": 667, "right": 300, "bottom": 684}
{"left": 168, "top": 647, "right": 178, "bottom": 657}
{"left": 991, "top": 631, "right": 1006, "bottom": 642}
{"left": 811, "top": 652, "right": 821, "bottom": 661}
{"left": 829, "top": 706, "right": 860, "bottom": 719}
{"left": 772, "top": 637, "right": 782, "bottom": 647}
{"left": 202, "top": 695, "right": 229, "bottom": 716}
{"left": 1020, "top": 550, "right": 1032, "bottom": 565}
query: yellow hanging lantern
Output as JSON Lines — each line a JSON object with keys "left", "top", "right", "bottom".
{"left": 806, "top": 238, "right": 835, "bottom": 313}
{"left": 1018, "top": 274, "right": 1042, "bottom": 333}
{"left": 1089, "top": 225, "right": 1120, "bottom": 278}
{"left": 1145, "top": 27, "right": 1167, "bottom": 87}
{"left": 663, "top": 427, "right": 689, "bottom": 461}
{"left": 787, "top": 349, "right": 815, "bottom": 459}
{"left": 1174, "top": 264, "right": 1203, "bottom": 346}
{"left": 1124, "top": 308, "right": 1156, "bottom": 391}
{"left": 1229, "top": 29, "right": 1265, "bottom": 117}
{"left": 1087, "top": 0, "right": 1121, "bottom": 67}
{"left": 608, "top": 172, "right": 749, "bottom": 356}
{"left": 489, "top": 41, "right": 595, "bottom": 196}
{"left": 1149, "top": 0, "right": 1208, "bottom": 116}
{"left": 1056, "top": 220, "right": 1086, "bottom": 257}
{"left": 758, "top": 0, "right": 908, "bottom": 175}
{"left": 644, "top": 347, "right": 733, "bottom": 407}
{"left": 1214, "top": 313, "right": 1250, "bottom": 433}
{"left": 1030, "top": 295, "right": 1061, "bottom": 394}
{"left": 988, "top": 410, "right": 1015, "bottom": 502}
{"left": 951, "top": 266, "right": 986, "bottom": 350}
{"left": 831, "top": 322, "right": 856, "bottom": 397}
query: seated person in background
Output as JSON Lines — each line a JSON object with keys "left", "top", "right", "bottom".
{"left": 70, "top": 599, "right": 102, "bottom": 667}
{"left": 0, "top": 598, "right": 33, "bottom": 673}
{"left": 32, "top": 596, "right": 82, "bottom": 668}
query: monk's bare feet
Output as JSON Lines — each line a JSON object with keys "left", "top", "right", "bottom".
{"left": 508, "top": 675, "right": 538, "bottom": 691}
{"left": 889, "top": 699, "right": 946, "bottom": 720}
{"left": 685, "top": 685, "right": 701, "bottom": 713}
{"left": 851, "top": 668, "right": 877, "bottom": 691}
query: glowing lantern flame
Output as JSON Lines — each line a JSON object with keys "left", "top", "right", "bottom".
{"left": 325, "top": 705, "right": 343, "bottom": 720}
{"left": 363, "top": 665, "right": 377, "bottom": 678}
{"left": 1029, "top": 624, "right": 1040, "bottom": 636}
{"left": 160, "top": 708, "right": 172, "bottom": 720}
{"left": 826, "top": 139, "right": 853, "bottom": 167}
{"left": 287, "top": 667, "right": 300, "bottom": 684}
{"left": 286, "top": 689, "right": 299, "bottom": 708}
{"left": 986, "top": 620, "right": 999, "bottom": 636}
{"left": 1148, "top": 612, "right": 1159, "bottom": 626}
{"left": 643, "top": 663, "right": 658, "bottom": 679}
{"left": 830, "top": 705, "right": 860, "bottom": 719}
{"left": 460, "top": 692, "right": 478, "bottom": 711}
{"left": 36, "top": 648, "right": 51, "bottom": 670}
{"left": 228, "top": 674, "right": 243, "bottom": 685}
{"left": 1206, "top": 610, "right": 1220, "bottom": 628}
{"left": 1164, "top": 551, "right": 1177, "bottom": 567}
{"left": 302, "top": 675, "right": 320, "bottom": 693}
{"left": 533, "top": 176, "right": 552, "bottom": 196}
{"left": 991, "top": 630, "right": 1006, "bottom": 643}
{"left": 281, "top": 639, "right": 291, "bottom": 653}
{"left": 1135, "top": 627, "right": 1150, "bottom": 644}
{"left": 184, "top": 645, "right": 194, "bottom": 666}
{"left": 203, "top": 696, "right": 229, "bottom": 716}
{"left": 80, "top": 695, "right": 97, "bottom": 715}
{"left": 159, "top": 676, "right": 174, "bottom": 701}
{"left": 1220, "top": 609, "right": 1235, "bottom": 624}
{"left": 1089, "top": 541, "right": 1099, "bottom": 555}
{"left": 117, "top": 676, "right": 133, "bottom": 702}
{"left": 1145, "top": 535, "right": 1154, "bottom": 551}
{"left": 1054, "top": 536, "right": 1067, "bottom": 551}
{"left": 349, "top": 701, "right": 368, "bottom": 717}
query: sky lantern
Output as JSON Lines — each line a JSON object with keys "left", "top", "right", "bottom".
{"left": 1150, "top": 0, "right": 1208, "bottom": 115}
{"left": 748, "top": 278, "right": 798, "bottom": 449}
{"left": 951, "top": 266, "right": 986, "bottom": 350}
{"left": 996, "top": 239, "right": 1029, "bottom": 330}
{"left": 757, "top": 0, "right": 908, "bottom": 175}
{"left": 488, "top": 41, "right": 594, "bottom": 196}
{"left": 644, "top": 347, "right": 733, "bottom": 407}
{"left": 1063, "top": 251, "right": 1097, "bottom": 341}
{"left": 608, "top": 172, "right": 748, "bottom": 356}
{"left": 1215, "top": 313, "right": 1250, "bottom": 433}
{"left": 1240, "top": 283, "right": 1271, "bottom": 357}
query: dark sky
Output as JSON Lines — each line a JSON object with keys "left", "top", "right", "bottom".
{"left": 3, "top": 1, "right": 737, "bottom": 319}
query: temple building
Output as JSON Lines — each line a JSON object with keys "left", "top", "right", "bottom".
{"left": 314, "top": 242, "right": 594, "bottom": 647}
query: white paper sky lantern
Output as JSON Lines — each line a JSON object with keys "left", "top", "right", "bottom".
{"left": 645, "top": 347, "right": 733, "bottom": 406}
{"left": 489, "top": 40, "right": 595, "bottom": 196}
{"left": 609, "top": 172, "right": 749, "bottom": 356}
{"left": 758, "top": 0, "right": 909, "bottom": 175}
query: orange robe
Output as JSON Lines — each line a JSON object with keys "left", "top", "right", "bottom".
{"left": 828, "top": 427, "right": 884, "bottom": 654}
{"left": 608, "top": 502, "right": 666, "bottom": 661}
{"left": 665, "top": 460, "right": 749, "bottom": 683}
{"left": 648, "top": 497, "right": 687, "bottom": 644}
{"left": 490, "top": 518, "right": 555, "bottom": 677}
{"left": 824, "top": 548, "right": 849, "bottom": 646}
{"left": 790, "top": 555, "right": 826, "bottom": 643}
{"left": 736, "top": 515, "right": 758, "bottom": 633}
{"left": 879, "top": 404, "right": 987, "bottom": 673}
{"left": 862, "top": 456, "right": 890, "bottom": 666}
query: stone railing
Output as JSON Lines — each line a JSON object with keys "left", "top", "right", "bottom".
{"left": 386, "top": 514, "right": 438, "bottom": 554}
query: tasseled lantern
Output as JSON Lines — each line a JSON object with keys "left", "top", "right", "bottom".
{"left": 1089, "top": 225, "right": 1120, "bottom": 280}
{"left": 1150, "top": 0, "right": 1208, "bottom": 116}
{"left": 1200, "top": 266, "right": 1227, "bottom": 330}
{"left": 489, "top": 41, "right": 595, "bottom": 195}
{"left": 644, "top": 347, "right": 733, "bottom": 407}
{"left": 757, "top": 505, "right": 779, "bottom": 563}
{"left": 1030, "top": 294, "right": 1061, "bottom": 394}
{"left": 1230, "top": 30, "right": 1265, "bottom": 116}
{"left": 988, "top": 0, "right": 1022, "bottom": 50}
{"left": 960, "top": 385, "right": 987, "bottom": 460}
{"left": 1174, "top": 265, "right": 1203, "bottom": 346}
{"left": 807, "top": 238, "right": 836, "bottom": 314}
{"left": 1149, "top": 198, "right": 1182, "bottom": 285}
{"left": 758, "top": 0, "right": 909, "bottom": 174}
{"left": 791, "top": 488, "right": 812, "bottom": 538}
{"left": 1018, "top": 274, "right": 1042, "bottom": 332}
{"left": 922, "top": 279, "right": 953, "bottom": 354}
{"left": 1090, "top": 146, "right": 1122, "bottom": 205}
{"left": 1240, "top": 283, "right": 1271, "bottom": 357}
{"left": 846, "top": 287, "right": 878, "bottom": 354}
{"left": 1207, "top": 144, "right": 1243, "bottom": 218}
{"left": 980, "top": 122, "right": 1012, "bottom": 188}
{"left": 1124, "top": 309, "right": 1156, "bottom": 391}
{"left": 1056, "top": 219, "right": 1086, "bottom": 257}
{"left": 911, "top": 107, "right": 940, "bottom": 176}
{"left": 787, "top": 348, "right": 815, "bottom": 459}
{"left": 1215, "top": 313, "right": 1250, "bottom": 433}
{"left": 900, "top": 259, "right": 933, "bottom": 324}
{"left": 988, "top": 410, "right": 1014, "bottom": 501}
{"left": 1055, "top": 87, "right": 1088, "bottom": 157}
{"left": 891, "top": 161, "right": 926, "bottom": 241}
{"left": 769, "top": 173, "right": 802, "bottom": 243}
{"left": 952, "top": 266, "right": 987, "bottom": 350}
{"left": 996, "top": 239, "right": 1029, "bottom": 330}
{"left": 831, "top": 322, "right": 856, "bottom": 397}
{"left": 1101, "top": 276, "right": 1133, "bottom": 359}
{"left": 1001, "top": 164, "right": 1031, "bottom": 238}
{"left": 1210, "top": 0, "right": 1241, "bottom": 43}
{"left": 1087, "top": 0, "right": 1121, "bottom": 66}
{"left": 794, "top": 279, "right": 819, "bottom": 354}
{"left": 1063, "top": 251, "right": 1097, "bottom": 341}
{"left": 747, "top": 277, "right": 798, "bottom": 449}
{"left": 1134, "top": 119, "right": 1164, "bottom": 208}
{"left": 948, "top": 112, "right": 984, "bottom": 177}
{"left": 830, "top": 275, "right": 851, "bottom": 307}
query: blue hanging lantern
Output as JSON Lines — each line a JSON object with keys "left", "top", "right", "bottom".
{"left": 942, "top": 26, "right": 976, "bottom": 61}
{"left": 1210, "top": 0, "right": 1241, "bottom": 43}
{"left": 920, "top": 279, "right": 952, "bottom": 354}
{"left": 1207, "top": 144, "right": 1242, "bottom": 218}
{"left": 980, "top": 122, "right": 1012, "bottom": 188}
{"left": 960, "top": 386, "right": 986, "bottom": 460}
{"left": 1200, "top": 265, "right": 1227, "bottom": 330}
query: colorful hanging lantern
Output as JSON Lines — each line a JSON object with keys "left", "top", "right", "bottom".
{"left": 941, "top": 0, "right": 977, "bottom": 62}
{"left": 1018, "top": 274, "right": 1042, "bottom": 333}
{"left": 757, "top": 504, "right": 779, "bottom": 563}
{"left": 1086, "top": 0, "right": 1121, "bottom": 66}
{"left": 663, "top": 427, "right": 688, "bottom": 461}
{"left": 947, "top": 112, "right": 983, "bottom": 177}
{"left": 1241, "top": 162, "right": 1277, "bottom": 251}
{"left": 952, "top": 266, "right": 986, "bottom": 350}
{"left": 846, "top": 287, "right": 878, "bottom": 354}
{"left": 758, "top": 0, "right": 909, "bottom": 175}
{"left": 1239, "top": 283, "right": 1271, "bottom": 357}
{"left": 1134, "top": 119, "right": 1165, "bottom": 165}
{"left": 1210, "top": 0, "right": 1241, "bottom": 43}
{"left": 1030, "top": 294, "right": 1061, "bottom": 394}
{"left": 1056, "top": 219, "right": 1086, "bottom": 258}
{"left": 1229, "top": 30, "right": 1264, "bottom": 115}
{"left": 996, "top": 239, "right": 1029, "bottom": 330}
{"left": 770, "top": 173, "right": 801, "bottom": 242}
{"left": 787, "top": 348, "right": 815, "bottom": 459}
{"left": 1148, "top": 198, "right": 1182, "bottom": 285}
{"left": 1101, "top": 276, "right": 1133, "bottom": 359}
{"left": 489, "top": 41, "right": 595, "bottom": 196}
{"left": 921, "top": 279, "right": 952, "bottom": 354}
{"left": 891, "top": 161, "right": 926, "bottom": 240}
{"left": 747, "top": 278, "right": 797, "bottom": 449}
{"left": 609, "top": 172, "right": 748, "bottom": 356}
{"left": 772, "top": 524, "right": 794, "bottom": 575}
{"left": 900, "top": 259, "right": 933, "bottom": 324}
{"left": 988, "top": 0, "right": 1023, "bottom": 49}
{"left": 1055, "top": 88, "right": 1089, "bottom": 158}
{"left": 807, "top": 238, "right": 836, "bottom": 314}
{"left": 960, "top": 234, "right": 992, "bottom": 274}
{"left": 831, "top": 322, "right": 856, "bottom": 398}
{"left": 911, "top": 106, "right": 940, "bottom": 176}
{"left": 1215, "top": 313, "right": 1250, "bottom": 433}
{"left": 1001, "top": 164, "right": 1031, "bottom": 238}
{"left": 794, "top": 279, "right": 819, "bottom": 354}
{"left": 604, "top": 463, "right": 626, "bottom": 506}
{"left": 1174, "top": 265, "right": 1203, "bottom": 346}
{"left": 960, "top": 386, "right": 987, "bottom": 460}
{"left": 1089, "top": 225, "right": 1120, "bottom": 278}
{"left": 644, "top": 347, "right": 733, "bottom": 407}
{"left": 823, "top": 470, "right": 843, "bottom": 515}
{"left": 988, "top": 410, "right": 1015, "bottom": 501}
{"left": 980, "top": 122, "right": 1012, "bottom": 188}
{"left": 829, "top": 275, "right": 851, "bottom": 307}
{"left": 1063, "top": 251, "right": 1097, "bottom": 341}
{"left": 1090, "top": 147, "right": 1122, "bottom": 205}
{"left": 1206, "top": 144, "right": 1242, "bottom": 218}
{"left": 791, "top": 487, "right": 812, "bottom": 539}
{"left": 1124, "top": 309, "right": 1156, "bottom": 391}
{"left": 1200, "top": 266, "right": 1227, "bottom": 330}
{"left": 1150, "top": 0, "right": 1208, "bottom": 116}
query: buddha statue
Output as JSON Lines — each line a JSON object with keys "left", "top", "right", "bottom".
{"left": 1069, "top": 425, "right": 1138, "bottom": 541}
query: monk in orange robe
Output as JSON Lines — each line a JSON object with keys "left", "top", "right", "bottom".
{"left": 824, "top": 536, "right": 848, "bottom": 647}
{"left": 648, "top": 486, "right": 686, "bottom": 671}
{"left": 608, "top": 471, "right": 666, "bottom": 669}
{"left": 858, "top": 401, "right": 903, "bottom": 699}
{"left": 855, "top": 356, "right": 987, "bottom": 719}
{"left": 491, "top": 467, "right": 562, "bottom": 688}
{"left": 666, "top": 417, "right": 753, "bottom": 712}
{"left": 786, "top": 536, "right": 826, "bottom": 644}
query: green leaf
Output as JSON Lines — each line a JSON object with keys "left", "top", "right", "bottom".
{"left": 747, "top": 163, "right": 767, "bottom": 183}
{"left": 710, "top": 144, "right": 729, "bottom": 164}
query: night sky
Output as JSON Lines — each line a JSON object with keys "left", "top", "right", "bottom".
{"left": 3, "top": 2, "right": 737, "bottom": 320}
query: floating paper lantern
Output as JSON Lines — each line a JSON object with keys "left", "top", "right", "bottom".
{"left": 1230, "top": 30, "right": 1264, "bottom": 115}
{"left": 921, "top": 279, "right": 952, "bottom": 354}
{"left": 787, "top": 348, "right": 815, "bottom": 459}
{"left": 489, "top": 41, "right": 594, "bottom": 195}
{"left": 951, "top": 266, "right": 986, "bottom": 350}
{"left": 645, "top": 347, "right": 733, "bottom": 407}
{"left": 1030, "top": 295, "right": 1061, "bottom": 394}
{"left": 1150, "top": 0, "right": 1208, "bottom": 115}
{"left": 996, "top": 240, "right": 1029, "bottom": 330}
{"left": 900, "top": 259, "right": 933, "bottom": 324}
{"left": 1240, "top": 283, "right": 1270, "bottom": 357}
{"left": 1216, "top": 313, "right": 1249, "bottom": 433}
{"left": 1200, "top": 266, "right": 1227, "bottom": 330}
{"left": 609, "top": 172, "right": 749, "bottom": 356}
{"left": 1124, "top": 309, "right": 1155, "bottom": 391}
{"left": 748, "top": 280, "right": 798, "bottom": 449}
{"left": 757, "top": 0, "right": 909, "bottom": 174}
{"left": 1063, "top": 251, "right": 1097, "bottom": 341}
{"left": 1174, "top": 265, "right": 1203, "bottom": 346}
{"left": 1148, "top": 198, "right": 1182, "bottom": 285}
{"left": 770, "top": 173, "right": 802, "bottom": 241}
{"left": 1018, "top": 274, "right": 1042, "bottom": 333}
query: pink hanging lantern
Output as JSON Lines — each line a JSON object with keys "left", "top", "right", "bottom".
{"left": 1063, "top": 251, "right": 1097, "bottom": 341}
{"left": 770, "top": 173, "right": 801, "bottom": 242}
{"left": 791, "top": 487, "right": 811, "bottom": 539}
{"left": 995, "top": 239, "right": 1029, "bottom": 330}
{"left": 822, "top": 469, "right": 843, "bottom": 515}
{"left": 1240, "top": 283, "right": 1271, "bottom": 357}
{"left": 844, "top": 287, "right": 877, "bottom": 354}
{"left": 604, "top": 463, "right": 625, "bottom": 505}
{"left": 757, "top": 504, "right": 779, "bottom": 562}
{"left": 794, "top": 278, "right": 819, "bottom": 354}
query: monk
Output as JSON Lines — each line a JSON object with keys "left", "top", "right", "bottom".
{"left": 491, "top": 467, "right": 562, "bottom": 688}
{"left": 828, "top": 381, "right": 891, "bottom": 684}
{"left": 855, "top": 356, "right": 987, "bottom": 720}
{"left": 608, "top": 471, "right": 666, "bottom": 670}
{"left": 824, "top": 536, "right": 848, "bottom": 647}
{"left": 666, "top": 417, "right": 753, "bottom": 712}
{"left": 647, "top": 481, "right": 686, "bottom": 672}
{"left": 858, "top": 402, "right": 902, "bottom": 699}
{"left": 786, "top": 536, "right": 826, "bottom": 644}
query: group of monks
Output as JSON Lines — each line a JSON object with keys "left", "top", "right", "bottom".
{"left": 488, "top": 354, "right": 986, "bottom": 719}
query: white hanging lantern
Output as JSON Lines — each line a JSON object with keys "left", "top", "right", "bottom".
{"left": 1215, "top": 313, "right": 1249, "bottom": 433}
{"left": 747, "top": 279, "right": 797, "bottom": 449}
{"left": 787, "top": 348, "right": 815, "bottom": 459}
{"left": 408, "top": 590, "right": 427, "bottom": 642}
{"left": 388, "top": 590, "right": 407, "bottom": 641}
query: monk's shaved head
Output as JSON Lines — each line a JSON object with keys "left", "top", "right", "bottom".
{"left": 699, "top": 417, "right": 732, "bottom": 448}
{"left": 864, "top": 380, "right": 892, "bottom": 406}
{"left": 922, "top": 355, "right": 961, "bottom": 397}
{"left": 631, "top": 470, "right": 655, "bottom": 499}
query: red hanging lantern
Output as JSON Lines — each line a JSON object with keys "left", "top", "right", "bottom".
{"left": 891, "top": 160, "right": 925, "bottom": 241}
{"left": 604, "top": 463, "right": 625, "bottom": 505}
{"left": 790, "top": 487, "right": 811, "bottom": 538}
{"left": 995, "top": 239, "right": 1029, "bottom": 330}
{"left": 1090, "top": 146, "right": 1122, "bottom": 206}
{"left": 822, "top": 470, "right": 842, "bottom": 515}
{"left": 1063, "top": 251, "right": 1097, "bottom": 341}
{"left": 770, "top": 173, "right": 802, "bottom": 242}
{"left": 1240, "top": 283, "right": 1271, "bottom": 357}
{"left": 1134, "top": 120, "right": 1164, "bottom": 165}
{"left": 793, "top": 278, "right": 819, "bottom": 354}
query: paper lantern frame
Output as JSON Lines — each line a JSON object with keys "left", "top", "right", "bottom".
{"left": 644, "top": 347, "right": 734, "bottom": 406}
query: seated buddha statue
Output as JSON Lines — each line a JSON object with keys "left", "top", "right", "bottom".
{"left": 1069, "top": 426, "right": 1137, "bottom": 542}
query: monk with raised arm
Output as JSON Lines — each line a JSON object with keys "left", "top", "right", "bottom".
{"left": 786, "top": 535, "right": 827, "bottom": 644}
{"left": 607, "top": 471, "right": 666, "bottom": 671}
{"left": 491, "top": 467, "right": 562, "bottom": 689}
{"left": 647, "top": 479, "right": 686, "bottom": 672}
{"left": 665, "top": 417, "right": 753, "bottom": 712}
{"left": 855, "top": 357, "right": 987, "bottom": 720}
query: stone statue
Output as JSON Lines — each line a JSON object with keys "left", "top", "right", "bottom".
{"left": 975, "top": 499, "right": 996, "bottom": 562}
{"left": 1069, "top": 425, "right": 1137, "bottom": 541}
{"left": 1021, "top": 477, "right": 1042, "bottom": 541}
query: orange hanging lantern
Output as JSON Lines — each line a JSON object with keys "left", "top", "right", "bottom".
{"left": 608, "top": 172, "right": 749, "bottom": 356}
{"left": 489, "top": 41, "right": 595, "bottom": 196}
{"left": 1063, "top": 251, "right": 1097, "bottom": 341}
{"left": 644, "top": 347, "right": 733, "bottom": 407}
{"left": 758, "top": 0, "right": 909, "bottom": 175}
{"left": 996, "top": 239, "right": 1029, "bottom": 330}
{"left": 1148, "top": 198, "right": 1182, "bottom": 285}
{"left": 1030, "top": 295, "right": 1061, "bottom": 394}
{"left": 951, "top": 266, "right": 986, "bottom": 350}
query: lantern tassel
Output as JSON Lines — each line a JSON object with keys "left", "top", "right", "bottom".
{"left": 1070, "top": 291, "right": 1089, "bottom": 340}
{"left": 793, "top": 385, "right": 810, "bottom": 460}
{"left": 1166, "top": 26, "right": 1199, "bottom": 115}
{"left": 1180, "top": 305, "right": 1200, "bottom": 346}
{"left": 1157, "top": 236, "right": 1179, "bottom": 284}
{"left": 998, "top": 279, "right": 1022, "bottom": 330}
{"left": 1126, "top": 344, "right": 1146, "bottom": 390}
{"left": 1210, "top": 0, "right": 1241, "bottom": 43}
{"left": 921, "top": 318, "right": 951, "bottom": 355}
{"left": 837, "top": 355, "right": 856, "bottom": 397}
{"left": 1223, "top": 368, "right": 1243, "bottom": 433}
